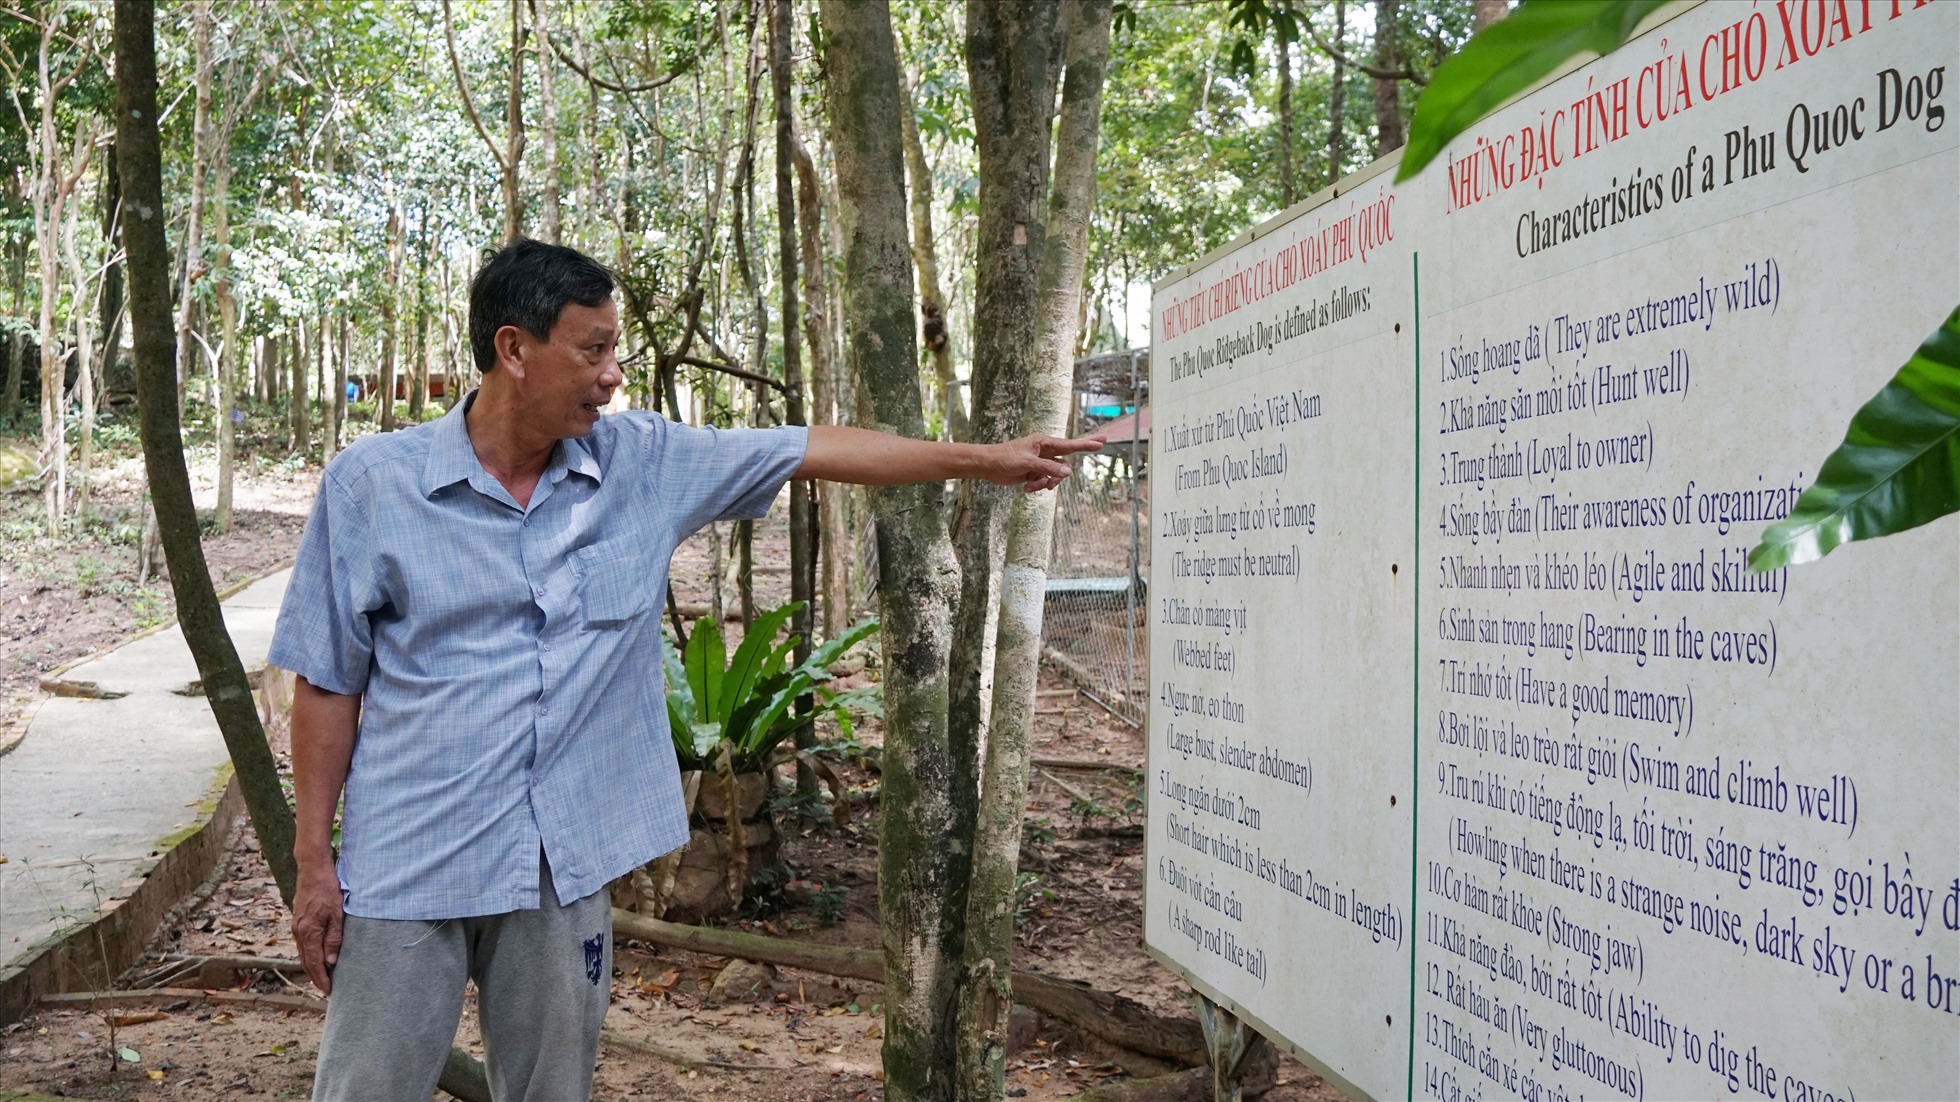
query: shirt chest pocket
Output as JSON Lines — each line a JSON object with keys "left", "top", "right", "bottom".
{"left": 574, "top": 545, "right": 652, "bottom": 629}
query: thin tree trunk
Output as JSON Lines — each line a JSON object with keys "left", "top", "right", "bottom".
{"left": 410, "top": 202, "right": 429, "bottom": 419}
{"left": 98, "top": 142, "right": 123, "bottom": 395}
{"left": 732, "top": 23, "right": 764, "bottom": 630}
{"left": 769, "top": 0, "right": 818, "bottom": 781}
{"left": 336, "top": 313, "right": 349, "bottom": 438}
{"left": 532, "top": 0, "right": 561, "bottom": 244}
{"left": 1373, "top": 0, "right": 1405, "bottom": 156}
{"left": 1473, "top": 0, "right": 1508, "bottom": 32}
{"left": 1327, "top": 0, "right": 1348, "bottom": 186}
{"left": 113, "top": 0, "right": 296, "bottom": 913}
{"left": 175, "top": 0, "right": 212, "bottom": 404}
{"left": 819, "top": 3, "right": 963, "bottom": 1096}
{"left": 1276, "top": 13, "right": 1295, "bottom": 206}
{"left": 948, "top": 0, "right": 1067, "bottom": 932}
{"left": 379, "top": 198, "right": 402, "bottom": 430}
{"left": 3, "top": 232, "right": 24, "bottom": 419}
{"left": 28, "top": 14, "right": 93, "bottom": 536}
{"left": 899, "top": 72, "right": 965, "bottom": 442}
{"left": 288, "top": 320, "right": 308, "bottom": 455}
{"left": 62, "top": 170, "right": 97, "bottom": 524}
{"left": 793, "top": 133, "right": 845, "bottom": 638}
{"left": 957, "top": 5, "right": 1112, "bottom": 1096}
{"left": 503, "top": 0, "right": 527, "bottom": 243}
{"left": 320, "top": 313, "right": 338, "bottom": 464}
{"left": 213, "top": 157, "right": 237, "bottom": 531}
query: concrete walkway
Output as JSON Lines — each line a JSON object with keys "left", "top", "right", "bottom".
{"left": 0, "top": 570, "right": 289, "bottom": 980}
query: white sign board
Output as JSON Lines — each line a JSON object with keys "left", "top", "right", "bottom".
{"left": 1146, "top": 4, "right": 1958, "bottom": 1100}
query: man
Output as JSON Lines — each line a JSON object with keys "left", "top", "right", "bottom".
{"left": 273, "top": 240, "right": 1096, "bottom": 1100}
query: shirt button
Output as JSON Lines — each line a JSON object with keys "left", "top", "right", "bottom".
{"left": 522, "top": 518, "right": 530, "bottom": 527}
{"left": 542, "top": 643, "right": 552, "bottom": 651}
{"left": 538, "top": 704, "right": 549, "bottom": 715}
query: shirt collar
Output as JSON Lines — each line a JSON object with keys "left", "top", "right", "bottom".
{"left": 421, "top": 389, "right": 606, "bottom": 499}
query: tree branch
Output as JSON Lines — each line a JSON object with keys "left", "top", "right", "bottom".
{"left": 441, "top": 0, "right": 511, "bottom": 174}
{"left": 1303, "top": 18, "right": 1427, "bottom": 85}
{"left": 677, "top": 354, "right": 785, "bottom": 393}
{"left": 535, "top": 21, "right": 685, "bottom": 93}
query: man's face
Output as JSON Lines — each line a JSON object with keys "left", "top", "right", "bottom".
{"left": 506, "top": 299, "right": 623, "bottom": 439}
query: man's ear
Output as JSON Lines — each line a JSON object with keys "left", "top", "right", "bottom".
{"left": 493, "top": 324, "right": 532, "bottom": 379}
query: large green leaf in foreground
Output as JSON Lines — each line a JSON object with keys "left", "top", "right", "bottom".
{"left": 1750, "top": 307, "right": 1960, "bottom": 571}
{"left": 1396, "top": 0, "right": 1666, "bottom": 183}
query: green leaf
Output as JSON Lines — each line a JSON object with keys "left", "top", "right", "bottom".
{"left": 1396, "top": 0, "right": 1667, "bottom": 183}
{"left": 802, "top": 617, "right": 880, "bottom": 677}
{"left": 720, "top": 602, "right": 802, "bottom": 718}
{"left": 118, "top": 1047, "right": 140, "bottom": 1063}
{"left": 1749, "top": 307, "right": 1960, "bottom": 571}
{"left": 684, "top": 618, "right": 726, "bottom": 724}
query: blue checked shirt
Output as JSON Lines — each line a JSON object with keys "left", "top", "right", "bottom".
{"left": 268, "top": 392, "right": 808, "bottom": 920}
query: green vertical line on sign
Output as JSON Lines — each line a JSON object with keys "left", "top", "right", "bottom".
{"left": 1407, "top": 249, "right": 1421, "bottom": 1102}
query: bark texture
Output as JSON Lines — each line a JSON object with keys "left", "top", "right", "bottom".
{"left": 1373, "top": 0, "right": 1405, "bottom": 156}
{"left": 819, "top": 3, "right": 963, "bottom": 1096}
{"left": 957, "top": 4, "right": 1112, "bottom": 1096}
{"left": 948, "top": 0, "right": 1066, "bottom": 924}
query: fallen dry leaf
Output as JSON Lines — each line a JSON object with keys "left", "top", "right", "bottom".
{"left": 110, "top": 1012, "right": 170, "bottom": 1027}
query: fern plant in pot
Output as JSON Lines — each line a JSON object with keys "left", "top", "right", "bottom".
{"left": 614, "top": 600, "right": 878, "bottom": 921}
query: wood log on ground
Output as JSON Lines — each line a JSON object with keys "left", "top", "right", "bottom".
{"left": 40, "top": 988, "right": 324, "bottom": 1014}
{"left": 1032, "top": 756, "right": 1143, "bottom": 774}
{"left": 611, "top": 910, "right": 1206, "bottom": 1067}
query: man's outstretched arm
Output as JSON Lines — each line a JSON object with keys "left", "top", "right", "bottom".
{"left": 796, "top": 424, "right": 1104, "bottom": 492}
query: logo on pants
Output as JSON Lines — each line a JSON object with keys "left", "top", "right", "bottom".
{"left": 583, "top": 932, "right": 605, "bottom": 986}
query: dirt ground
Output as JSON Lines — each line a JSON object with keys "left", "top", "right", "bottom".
{"left": 0, "top": 431, "right": 1348, "bottom": 1102}
{"left": 0, "top": 421, "right": 315, "bottom": 740}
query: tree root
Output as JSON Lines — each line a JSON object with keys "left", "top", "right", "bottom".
{"left": 611, "top": 909, "right": 1207, "bottom": 1067}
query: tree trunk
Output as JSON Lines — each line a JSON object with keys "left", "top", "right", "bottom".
{"left": 288, "top": 320, "right": 308, "bottom": 455}
{"left": 320, "top": 313, "right": 339, "bottom": 464}
{"left": 1327, "top": 0, "right": 1348, "bottom": 186}
{"left": 337, "top": 313, "right": 350, "bottom": 434}
{"left": 98, "top": 143, "right": 124, "bottom": 396}
{"left": 30, "top": 16, "right": 86, "bottom": 536}
{"left": 176, "top": 0, "right": 212, "bottom": 405}
{"left": 1276, "top": 15, "right": 1295, "bottom": 206}
{"left": 1372, "top": 0, "right": 1405, "bottom": 156}
{"left": 3, "top": 231, "right": 24, "bottom": 419}
{"left": 113, "top": 0, "right": 296, "bottom": 914}
{"left": 899, "top": 72, "right": 965, "bottom": 442}
{"left": 769, "top": 0, "right": 818, "bottom": 782}
{"left": 948, "top": 0, "right": 1067, "bottom": 940}
{"left": 1473, "top": 0, "right": 1509, "bottom": 32}
{"left": 792, "top": 133, "right": 846, "bottom": 638}
{"left": 213, "top": 158, "right": 237, "bottom": 532}
{"left": 62, "top": 171, "right": 97, "bottom": 525}
{"left": 380, "top": 198, "right": 403, "bottom": 430}
{"left": 532, "top": 0, "right": 561, "bottom": 244}
{"left": 819, "top": 3, "right": 964, "bottom": 1096}
{"left": 956, "top": 5, "right": 1112, "bottom": 1097}
{"left": 410, "top": 202, "right": 429, "bottom": 419}
{"left": 503, "top": 0, "right": 527, "bottom": 243}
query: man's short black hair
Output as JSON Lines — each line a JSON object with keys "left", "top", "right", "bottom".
{"left": 468, "top": 239, "right": 616, "bottom": 373}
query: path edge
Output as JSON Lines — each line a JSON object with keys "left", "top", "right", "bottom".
{"left": 0, "top": 764, "right": 245, "bottom": 1028}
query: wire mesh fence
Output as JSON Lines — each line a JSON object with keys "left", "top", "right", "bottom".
{"left": 1040, "top": 349, "right": 1148, "bottom": 726}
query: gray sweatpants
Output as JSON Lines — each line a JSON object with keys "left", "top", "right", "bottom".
{"left": 311, "top": 855, "right": 612, "bottom": 1101}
